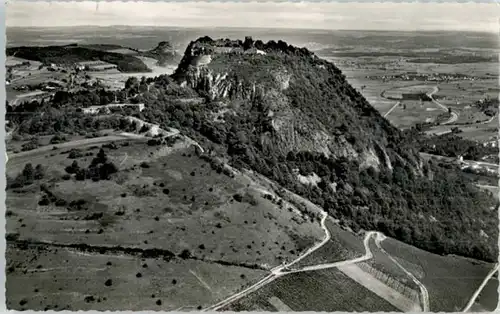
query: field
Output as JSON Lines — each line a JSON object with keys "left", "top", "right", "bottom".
{"left": 6, "top": 136, "right": 329, "bottom": 310}
{"left": 6, "top": 242, "right": 267, "bottom": 311}
{"left": 223, "top": 268, "right": 400, "bottom": 312}
{"left": 89, "top": 56, "right": 176, "bottom": 90}
{"left": 331, "top": 52, "right": 498, "bottom": 145}
{"left": 383, "top": 100, "right": 444, "bottom": 129}
{"left": 382, "top": 84, "right": 434, "bottom": 100}
{"left": 433, "top": 79, "right": 498, "bottom": 107}
{"left": 426, "top": 119, "right": 497, "bottom": 142}
{"left": 469, "top": 277, "right": 499, "bottom": 312}
{"left": 381, "top": 237, "right": 497, "bottom": 312}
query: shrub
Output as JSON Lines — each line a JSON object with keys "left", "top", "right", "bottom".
{"left": 55, "top": 199, "right": 67, "bottom": 207}
{"left": 179, "top": 249, "right": 192, "bottom": 259}
{"left": 68, "top": 149, "right": 83, "bottom": 159}
{"left": 50, "top": 134, "right": 67, "bottom": 144}
{"left": 38, "top": 195, "right": 50, "bottom": 206}
{"left": 233, "top": 193, "right": 243, "bottom": 202}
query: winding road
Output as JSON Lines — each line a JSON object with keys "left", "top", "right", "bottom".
{"left": 374, "top": 233, "right": 430, "bottom": 312}
{"left": 427, "top": 86, "right": 459, "bottom": 125}
{"left": 203, "top": 201, "right": 429, "bottom": 312}
{"left": 382, "top": 86, "right": 459, "bottom": 126}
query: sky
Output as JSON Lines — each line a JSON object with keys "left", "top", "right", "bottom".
{"left": 6, "top": 1, "right": 500, "bottom": 32}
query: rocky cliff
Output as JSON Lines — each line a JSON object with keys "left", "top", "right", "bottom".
{"left": 163, "top": 36, "right": 497, "bottom": 262}
{"left": 173, "top": 36, "right": 416, "bottom": 173}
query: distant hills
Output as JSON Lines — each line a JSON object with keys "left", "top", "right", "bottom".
{"left": 6, "top": 41, "right": 180, "bottom": 72}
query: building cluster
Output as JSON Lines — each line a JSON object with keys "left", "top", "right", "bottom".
{"left": 366, "top": 73, "right": 480, "bottom": 82}
{"left": 75, "top": 61, "right": 118, "bottom": 72}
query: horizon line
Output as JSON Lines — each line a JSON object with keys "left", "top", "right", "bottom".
{"left": 6, "top": 25, "right": 498, "bottom": 34}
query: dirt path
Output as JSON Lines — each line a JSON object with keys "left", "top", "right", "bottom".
{"left": 202, "top": 206, "right": 331, "bottom": 311}
{"left": 427, "top": 86, "right": 459, "bottom": 125}
{"left": 281, "top": 230, "right": 377, "bottom": 274}
{"left": 383, "top": 102, "right": 400, "bottom": 118}
{"left": 375, "top": 233, "right": 430, "bottom": 311}
{"left": 202, "top": 227, "right": 378, "bottom": 311}
{"left": 462, "top": 263, "right": 500, "bottom": 312}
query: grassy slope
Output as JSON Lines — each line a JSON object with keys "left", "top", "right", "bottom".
{"left": 7, "top": 140, "right": 324, "bottom": 266}
{"left": 6, "top": 243, "right": 267, "bottom": 311}
{"left": 381, "top": 237, "right": 497, "bottom": 311}
{"left": 6, "top": 138, "right": 328, "bottom": 310}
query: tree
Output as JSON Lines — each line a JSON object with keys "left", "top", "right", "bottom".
{"left": 125, "top": 77, "right": 139, "bottom": 94}
{"left": 34, "top": 164, "right": 45, "bottom": 180}
{"left": 22, "top": 163, "right": 34, "bottom": 182}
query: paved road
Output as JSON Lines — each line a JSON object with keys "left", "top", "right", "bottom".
{"left": 462, "top": 263, "right": 499, "bottom": 312}
{"left": 427, "top": 86, "right": 459, "bottom": 125}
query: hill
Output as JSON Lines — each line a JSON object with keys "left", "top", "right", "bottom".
{"left": 6, "top": 37, "right": 498, "bottom": 262}
{"left": 6, "top": 45, "right": 151, "bottom": 73}
{"left": 142, "top": 41, "right": 180, "bottom": 66}
{"left": 147, "top": 36, "right": 497, "bottom": 262}
{"left": 5, "top": 36, "right": 499, "bottom": 311}
{"left": 5, "top": 41, "right": 180, "bottom": 73}
{"left": 6, "top": 136, "right": 326, "bottom": 310}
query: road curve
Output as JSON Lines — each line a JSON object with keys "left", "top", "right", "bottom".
{"left": 374, "top": 233, "right": 430, "bottom": 312}
{"left": 427, "top": 86, "right": 459, "bottom": 125}
{"left": 462, "top": 263, "right": 500, "bottom": 312}
{"left": 280, "top": 231, "right": 377, "bottom": 275}
{"left": 202, "top": 211, "right": 331, "bottom": 312}
{"left": 203, "top": 226, "right": 379, "bottom": 312}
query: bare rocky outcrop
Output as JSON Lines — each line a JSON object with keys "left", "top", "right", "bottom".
{"left": 171, "top": 36, "right": 423, "bottom": 175}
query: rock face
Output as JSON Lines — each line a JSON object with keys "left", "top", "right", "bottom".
{"left": 173, "top": 36, "right": 417, "bottom": 172}
{"left": 165, "top": 36, "right": 498, "bottom": 263}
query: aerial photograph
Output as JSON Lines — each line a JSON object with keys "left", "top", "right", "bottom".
{"left": 4, "top": 1, "right": 499, "bottom": 312}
